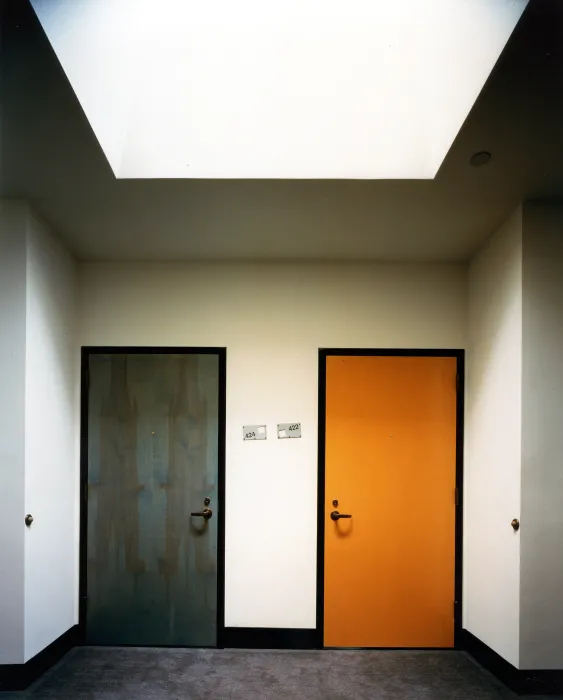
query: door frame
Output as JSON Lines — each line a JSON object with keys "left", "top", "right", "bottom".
{"left": 316, "top": 348, "right": 465, "bottom": 649}
{"left": 78, "top": 346, "right": 227, "bottom": 647}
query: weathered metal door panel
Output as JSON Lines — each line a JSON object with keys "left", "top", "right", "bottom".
{"left": 86, "top": 353, "right": 219, "bottom": 646}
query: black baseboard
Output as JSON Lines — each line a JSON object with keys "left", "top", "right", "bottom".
{"left": 222, "top": 627, "right": 319, "bottom": 650}
{"left": 461, "top": 629, "right": 521, "bottom": 693}
{"left": 520, "top": 670, "right": 563, "bottom": 696}
{"left": 0, "top": 625, "right": 79, "bottom": 691}
{"left": 461, "top": 629, "right": 563, "bottom": 696}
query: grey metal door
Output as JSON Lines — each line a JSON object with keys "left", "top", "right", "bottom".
{"left": 85, "top": 352, "right": 220, "bottom": 646}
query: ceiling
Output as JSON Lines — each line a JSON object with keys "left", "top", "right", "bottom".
{"left": 29, "top": 0, "right": 526, "bottom": 179}
{"left": 1, "top": 0, "right": 562, "bottom": 262}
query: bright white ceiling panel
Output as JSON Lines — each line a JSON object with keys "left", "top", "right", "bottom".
{"left": 31, "top": 0, "right": 527, "bottom": 178}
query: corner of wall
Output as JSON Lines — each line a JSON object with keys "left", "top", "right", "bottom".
{"left": 23, "top": 208, "right": 80, "bottom": 662}
{"left": 464, "top": 204, "right": 523, "bottom": 668}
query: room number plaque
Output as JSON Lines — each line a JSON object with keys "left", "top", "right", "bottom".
{"left": 278, "top": 423, "right": 301, "bottom": 439}
{"left": 243, "top": 425, "right": 267, "bottom": 440}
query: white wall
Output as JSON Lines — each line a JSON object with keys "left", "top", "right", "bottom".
{"left": 520, "top": 203, "right": 563, "bottom": 669}
{"left": 0, "top": 201, "right": 78, "bottom": 666}
{"left": 465, "top": 206, "right": 522, "bottom": 667}
{"left": 0, "top": 201, "right": 27, "bottom": 664}
{"left": 24, "top": 213, "right": 78, "bottom": 661}
{"left": 79, "top": 261, "right": 466, "bottom": 628}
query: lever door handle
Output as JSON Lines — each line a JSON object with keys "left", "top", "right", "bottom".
{"left": 191, "top": 508, "right": 213, "bottom": 521}
{"left": 330, "top": 510, "right": 352, "bottom": 521}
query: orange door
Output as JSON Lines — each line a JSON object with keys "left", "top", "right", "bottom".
{"left": 324, "top": 355, "right": 458, "bottom": 648}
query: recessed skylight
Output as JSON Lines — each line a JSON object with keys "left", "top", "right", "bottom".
{"left": 30, "top": 0, "right": 527, "bottom": 179}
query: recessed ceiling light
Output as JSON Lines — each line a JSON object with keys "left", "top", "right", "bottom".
{"left": 470, "top": 151, "right": 492, "bottom": 167}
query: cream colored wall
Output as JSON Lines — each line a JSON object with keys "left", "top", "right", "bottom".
{"left": 79, "top": 261, "right": 466, "bottom": 628}
{"left": 24, "top": 212, "right": 78, "bottom": 661}
{"left": 465, "top": 206, "right": 522, "bottom": 666}
{"left": 0, "top": 202, "right": 78, "bottom": 665}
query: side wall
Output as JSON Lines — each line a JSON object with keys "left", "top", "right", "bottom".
{"left": 79, "top": 261, "right": 466, "bottom": 628}
{"left": 23, "top": 213, "right": 78, "bottom": 661}
{"left": 0, "top": 202, "right": 27, "bottom": 664}
{"left": 520, "top": 202, "right": 563, "bottom": 669}
{"left": 465, "top": 206, "right": 522, "bottom": 667}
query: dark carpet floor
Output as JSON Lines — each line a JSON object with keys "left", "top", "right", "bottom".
{"left": 2, "top": 647, "right": 524, "bottom": 700}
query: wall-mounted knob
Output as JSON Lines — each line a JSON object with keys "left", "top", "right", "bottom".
{"left": 25, "top": 514, "right": 34, "bottom": 527}
{"left": 511, "top": 518, "right": 520, "bottom": 532}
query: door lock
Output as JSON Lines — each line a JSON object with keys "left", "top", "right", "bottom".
{"left": 192, "top": 497, "right": 213, "bottom": 520}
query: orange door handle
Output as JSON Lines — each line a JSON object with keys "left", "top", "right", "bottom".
{"left": 330, "top": 510, "right": 352, "bottom": 521}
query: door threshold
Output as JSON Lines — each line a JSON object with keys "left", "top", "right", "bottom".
{"left": 323, "top": 646, "right": 457, "bottom": 651}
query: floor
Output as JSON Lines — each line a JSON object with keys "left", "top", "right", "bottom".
{"left": 1, "top": 647, "right": 529, "bottom": 700}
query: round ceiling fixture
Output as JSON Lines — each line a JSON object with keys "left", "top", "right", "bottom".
{"left": 470, "top": 151, "right": 492, "bottom": 167}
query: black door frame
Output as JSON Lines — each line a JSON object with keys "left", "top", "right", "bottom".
{"left": 79, "top": 346, "right": 227, "bottom": 648}
{"left": 316, "top": 348, "right": 465, "bottom": 649}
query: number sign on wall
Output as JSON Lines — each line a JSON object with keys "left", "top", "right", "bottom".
{"left": 243, "top": 425, "right": 267, "bottom": 440}
{"left": 278, "top": 423, "right": 302, "bottom": 439}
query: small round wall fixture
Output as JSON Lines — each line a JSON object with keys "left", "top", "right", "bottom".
{"left": 470, "top": 151, "right": 492, "bottom": 167}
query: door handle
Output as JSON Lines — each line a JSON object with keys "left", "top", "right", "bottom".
{"left": 191, "top": 508, "right": 213, "bottom": 521}
{"left": 330, "top": 510, "right": 352, "bottom": 521}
